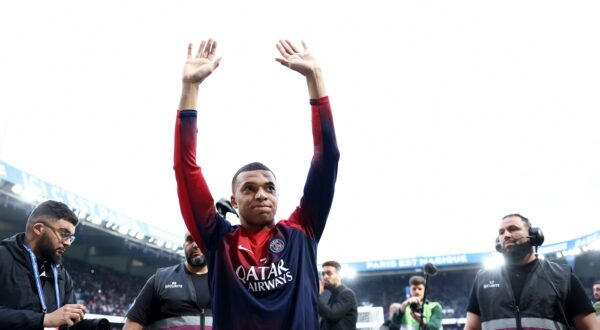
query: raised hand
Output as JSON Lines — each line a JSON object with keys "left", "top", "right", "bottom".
{"left": 275, "top": 39, "right": 327, "bottom": 99}
{"left": 179, "top": 38, "right": 222, "bottom": 109}
{"left": 275, "top": 40, "right": 319, "bottom": 76}
{"left": 182, "top": 39, "right": 221, "bottom": 85}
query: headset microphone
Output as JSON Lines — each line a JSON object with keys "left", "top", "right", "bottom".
{"left": 495, "top": 236, "right": 526, "bottom": 253}
{"left": 494, "top": 227, "right": 544, "bottom": 253}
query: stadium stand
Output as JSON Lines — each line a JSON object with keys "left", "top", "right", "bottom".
{"left": 66, "top": 258, "right": 145, "bottom": 317}
{"left": 2, "top": 159, "right": 600, "bottom": 329}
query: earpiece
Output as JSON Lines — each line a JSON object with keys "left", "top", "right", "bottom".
{"left": 495, "top": 237, "right": 502, "bottom": 253}
{"left": 528, "top": 226, "right": 544, "bottom": 247}
{"left": 494, "top": 226, "right": 544, "bottom": 253}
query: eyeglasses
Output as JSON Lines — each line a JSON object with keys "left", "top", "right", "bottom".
{"left": 37, "top": 221, "right": 76, "bottom": 244}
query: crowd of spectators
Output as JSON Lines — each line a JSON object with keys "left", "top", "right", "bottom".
{"left": 64, "top": 258, "right": 146, "bottom": 317}
{"left": 63, "top": 259, "right": 480, "bottom": 319}
{"left": 60, "top": 256, "right": 598, "bottom": 321}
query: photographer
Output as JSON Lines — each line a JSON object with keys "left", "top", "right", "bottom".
{"left": 0, "top": 200, "right": 108, "bottom": 330}
{"left": 391, "top": 276, "right": 442, "bottom": 330}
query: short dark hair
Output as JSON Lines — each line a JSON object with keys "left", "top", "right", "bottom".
{"left": 502, "top": 213, "right": 531, "bottom": 228}
{"left": 409, "top": 275, "right": 425, "bottom": 286}
{"left": 322, "top": 260, "right": 342, "bottom": 272}
{"left": 594, "top": 280, "right": 600, "bottom": 286}
{"left": 26, "top": 200, "right": 79, "bottom": 232}
{"left": 231, "top": 162, "right": 275, "bottom": 192}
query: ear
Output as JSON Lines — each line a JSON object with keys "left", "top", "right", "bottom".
{"left": 230, "top": 195, "right": 238, "bottom": 209}
{"left": 32, "top": 223, "right": 44, "bottom": 237}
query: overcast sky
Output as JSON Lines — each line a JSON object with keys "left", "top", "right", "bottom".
{"left": 1, "top": 0, "right": 599, "bottom": 263}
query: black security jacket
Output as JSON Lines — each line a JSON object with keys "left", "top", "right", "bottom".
{"left": 473, "top": 259, "right": 570, "bottom": 330}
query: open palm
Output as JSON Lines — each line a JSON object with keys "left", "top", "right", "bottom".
{"left": 275, "top": 40, "right": 319, "bottom": 76}
{"left": 182, "top": 39, "right": 221, "bottom": 85}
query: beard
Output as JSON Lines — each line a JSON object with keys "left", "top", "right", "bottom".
{"left": 324, "top": 282, "right": 336, "bottom": 291}
{"left": 37, "top": 234, "right": 62, "bottom": 265}
{"left": 186, "top": 253, "right": 206, "bottom": 268}
{"left": 502, "top": 242, "right": 533, "bottom": 264}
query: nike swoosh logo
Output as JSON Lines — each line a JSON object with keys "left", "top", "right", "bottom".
{"left": 238, "top": 244, "right": 253, "bottom": 254}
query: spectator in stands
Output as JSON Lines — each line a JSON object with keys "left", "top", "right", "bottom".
{"left": 0, "top": 200, "right": 108, "bottom": 329}
{"left": 593, "top": 280, "right": 600, "bottom": 318}
{"left": 68, "top": 259, "right": 145, "bottom": 317}
{"left": 380, "top": 303, "right": 401, "bottom": 330}
{"left": 173, "top": 38, "right": 339, "bottom": 329}
{"left": 465, "top": 214, "right": 598, "bottom": 330}
{"left": 391, "top": 275, "right": 443, "bottom": 330}
{"left": 319, "top": 260, "right": 358, "bottom": 330}
{"left": 123, "top": 231, "right": 212, "bottom": 329}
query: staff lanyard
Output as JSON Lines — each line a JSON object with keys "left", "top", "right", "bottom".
{"left": 23, "top": 244, "right": 60, "bottom": 312}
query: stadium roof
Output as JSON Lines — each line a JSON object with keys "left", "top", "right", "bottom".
{"left": 0, "top": 159, "right": 183, "bottom": 255}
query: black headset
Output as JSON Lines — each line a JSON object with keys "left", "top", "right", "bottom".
{"left": 495, "top": 226, "right": 544, "bottom": 253}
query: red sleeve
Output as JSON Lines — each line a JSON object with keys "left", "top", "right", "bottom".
{"left": 173, "top": 110, "right": 229, "bottom": 253}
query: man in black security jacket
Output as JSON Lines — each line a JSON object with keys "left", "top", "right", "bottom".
{"left": 124, "top": 231, "right": 212, "bottom": 329}
{"left": 319, "top": 260, "right": 358, "bottom": 330}
{"left": 465, "top": 214, "right": 598, "bottom": 330}
{"left": 0, "top": 200, "right": 108, "bottom": 330}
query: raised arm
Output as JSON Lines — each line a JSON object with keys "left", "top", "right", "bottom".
{"left": 174, "top": 39, "right": 227, "bottom": 253}
{"left": 276, "top": 40, "right": 340, "bottom": 241}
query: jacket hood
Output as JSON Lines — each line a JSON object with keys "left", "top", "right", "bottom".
{"left": 1, "top": 233, "right": 32, "bottom": 269}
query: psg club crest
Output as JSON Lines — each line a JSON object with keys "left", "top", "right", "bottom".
{"left": 269, "top": 238, "right": 285, "bottom": 254}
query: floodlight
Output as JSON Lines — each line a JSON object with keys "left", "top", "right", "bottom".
{"left": 89, "top": 216, "right": 103, "bottom": 225}
{"left": 341, "top": 266, "right": 357, "bottom": 279}
{"left": 11, "top": 184, "right": 23, "bottom": 194}
{"left": 483, "top": 254, "right": 504, "bottom": 269}
{"left": 21, "top": 187, "right": 42, "bottom": 203}
{"left": 555, "top": 252, "right": 563, "bottom": 258}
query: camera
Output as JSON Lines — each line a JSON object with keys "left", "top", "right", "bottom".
{"left": 63, "top": 318, "right": 110, "bottom": 330}
{"left": 410, "top": 302, "right": 422, "bottom": 313}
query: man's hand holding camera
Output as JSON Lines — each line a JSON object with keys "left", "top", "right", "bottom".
{"left": 43, "top": 303, "right": 86, "bottom": 327}
{"left": 400, "top": 296, "right": 429, "bottom": 325}
{"left": 401, "top": 296, "right": 421, "bottom": 313}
